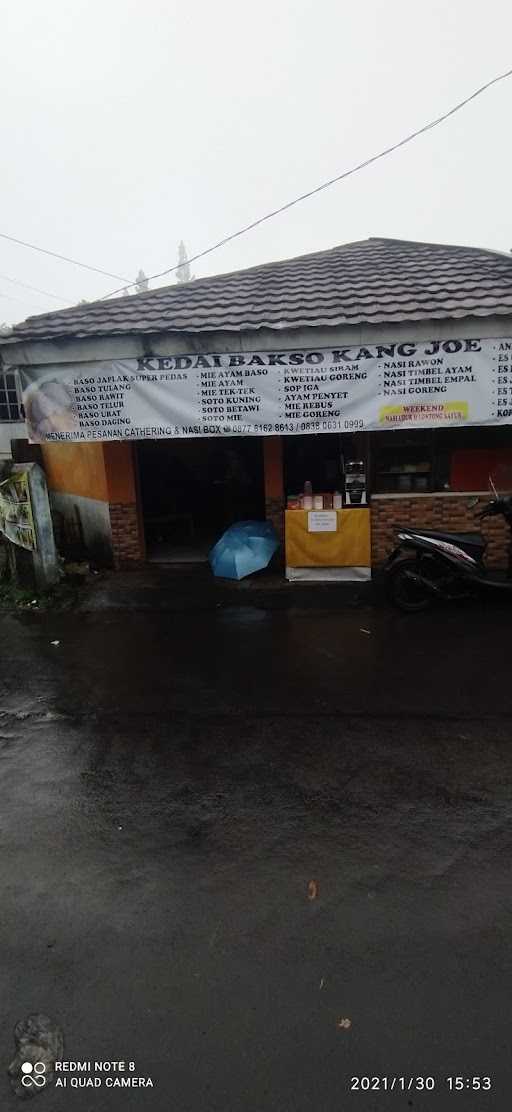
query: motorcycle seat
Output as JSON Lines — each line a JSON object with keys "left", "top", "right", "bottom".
{"left": 397, "top": 526, "right": 486, "bottom": 550}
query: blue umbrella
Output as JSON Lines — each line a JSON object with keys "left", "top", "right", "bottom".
{"left": 209, "top": 520, "right": 279, "bottom": 580}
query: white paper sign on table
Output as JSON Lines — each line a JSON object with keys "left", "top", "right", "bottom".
{"left": 308, "top": 511, "right": 338, "bottom": 533}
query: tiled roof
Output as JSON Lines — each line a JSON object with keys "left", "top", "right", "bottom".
{"left": 6, "top": 237, "right": 512, "bottom": 343}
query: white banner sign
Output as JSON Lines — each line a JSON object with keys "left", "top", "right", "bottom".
{"left": 16, "top": 337, "right": 512, "bottom": 442}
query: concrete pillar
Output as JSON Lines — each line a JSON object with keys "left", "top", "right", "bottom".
{"left": 104, "top": 443, "right": 146, "bottom": 566}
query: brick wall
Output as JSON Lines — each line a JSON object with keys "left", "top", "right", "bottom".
{"left": 109, "top": 502, "right": 145, "bottom": 567}
{"left": 371, "top": 495, "right": 510, "bottom": 568}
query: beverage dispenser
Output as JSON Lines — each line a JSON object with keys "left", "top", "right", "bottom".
{"left": 344, "top": 460, "right": 367, "bottom": 506}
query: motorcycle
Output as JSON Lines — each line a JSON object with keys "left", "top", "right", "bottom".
{"left": 384, "top": 479, "right": 512, "bottom": 612}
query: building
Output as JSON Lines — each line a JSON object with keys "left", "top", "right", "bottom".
{"left": 1, "top": 236, "right": 512, "bottom": 573}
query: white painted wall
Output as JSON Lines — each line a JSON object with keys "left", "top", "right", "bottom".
{"left": 3, "top": 314, "right": 512, "bottom": 369}
{"left": 49, "top": 491, "right": 113, "bottom": 565}
{"left": 0, "top": 421, "right": 27, "bottom": 459}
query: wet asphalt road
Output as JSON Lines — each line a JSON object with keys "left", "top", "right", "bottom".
{"left": 1, "top": 599, "right": 512, "bottom": 1110}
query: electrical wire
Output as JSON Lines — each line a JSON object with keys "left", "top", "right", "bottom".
{"left": 0, "top": 290, "right": 56, "bottom": 312}
{"left": 0, "top": 230, "right": 130, "bottom": 283}
{"left": 100, "top": 65, "right": 512, "bottom": 300}
{"left": 0, "top": 273, "right": 73, "bottom": 304}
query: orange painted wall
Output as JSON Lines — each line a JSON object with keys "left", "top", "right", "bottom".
{"left": 41, "top": 443, "right": 108, "bottom": 501}
{"left": 103, "top": 443, "right": 137, "bottom": 504}
{"left": 41, "top": 441, "right": 138, "bottom": 507}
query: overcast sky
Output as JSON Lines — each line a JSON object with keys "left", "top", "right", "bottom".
{"left": 1, "top": 0, "right": 511, "bottom": 323}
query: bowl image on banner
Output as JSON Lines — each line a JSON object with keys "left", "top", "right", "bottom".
{"left": 24, "top": 379, "right": 79, "bottom": 442}
{"left": 209, "top": 520, "right": 279, "bottom": 580}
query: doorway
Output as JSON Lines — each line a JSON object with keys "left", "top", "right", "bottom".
{"left": 137, "top": 437, "right": 265, "bottom": 563}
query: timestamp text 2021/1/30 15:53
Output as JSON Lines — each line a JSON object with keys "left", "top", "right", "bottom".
{"left": 349, "top": 1076, "right": 492, "bottom": 1092}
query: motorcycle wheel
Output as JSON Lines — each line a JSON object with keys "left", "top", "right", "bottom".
{"left": 388, "top": 558, "right": 433, "bottom": 612}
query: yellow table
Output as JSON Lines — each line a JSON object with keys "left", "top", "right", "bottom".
{"left": 285, "top": 508, "right": 371, "bottom": 568}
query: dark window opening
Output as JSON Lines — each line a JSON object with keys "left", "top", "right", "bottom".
{"left": 284, "top": 433, "right": 342, "bottom": 495}
{"left": 284, "top": 432, "right": 369, "bottom": 498}
{"left": 371, "top": 430, "right": 434, "bottom": 493}
{"left": 0, "top": 372, "right": 21, "bottom": 422}
{"left": 371, "top": 426, "right": 512, "bottom": 494}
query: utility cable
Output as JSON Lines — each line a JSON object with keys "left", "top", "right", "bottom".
{"left": 0, "top": 273, "right": 73, "bottom": 304}
{"left": 0, "top": 230, "right": 130, "bottom": 283}
{"left": 0, "top": 290, "right": 56, "bottom": 312}
{"left": 100, "top": 65, "right": 512, "bottom": 299}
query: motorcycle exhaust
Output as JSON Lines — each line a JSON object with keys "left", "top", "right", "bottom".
{"left": 401, "top": 566, "right": 445, "bottom": 596}
{"left": 401, "top": 565, "right": 471, "bottom": 601}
